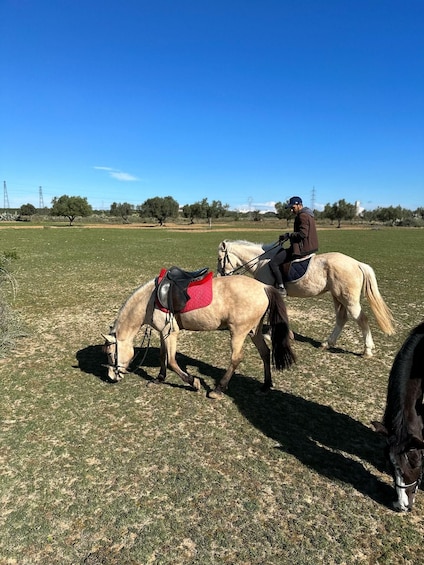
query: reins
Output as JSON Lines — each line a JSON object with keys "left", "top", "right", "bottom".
{"left": 221, "top": 241, "right": 281, "bottom": 276}
{"left": 105, "top": 326, "right": 152, "bottom": 378}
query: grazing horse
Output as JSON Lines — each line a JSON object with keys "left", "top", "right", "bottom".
{"left": 372, "top": 322, "right": 424, "bottom": 512}
{"left": 217, "top": 239, "right": 394, "bottom": 357}
{"left": 103, "top": 274, "right": 296, "bottom": 399}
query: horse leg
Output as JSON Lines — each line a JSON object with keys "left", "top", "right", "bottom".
{"left": 347, "top": 302, "right": 375, "bottom": 357}
{"left": 323, "top": 295, "right": 375, "bottom": 357}
{"left": 162, "top": 330, "right": 201, "bottom": 391}
{"left": 321, "top": 296, "right": 348, "bottom": 350}
{"left": 154, "top": 335, "right": 168, "bottom": 383}
{"left": 209, "top": 331, "right": 247, "bottom": 399}
{"left": 250, "top": 331, "right": 273, "bottom": 393}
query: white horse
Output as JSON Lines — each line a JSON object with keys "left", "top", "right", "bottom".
{"left": 103, "top": 274, "right": 295, "bottom": 399}
{"left": 217, "top": 240, "right": 394, "bottom": 357}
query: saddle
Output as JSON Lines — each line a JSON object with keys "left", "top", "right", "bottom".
{"left": 156, "top": 266, "right": 209, "bottom": 314}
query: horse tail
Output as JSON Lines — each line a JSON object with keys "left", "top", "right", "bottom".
{"left": 359, "top": 263, "right": 395, "bottom": 335}
{"left": 265, "top": 287, "right": 296, "bottom": 370}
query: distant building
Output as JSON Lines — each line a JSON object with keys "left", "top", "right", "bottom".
{"left": 355, "top": 200, "right": 364, "bottom": 216}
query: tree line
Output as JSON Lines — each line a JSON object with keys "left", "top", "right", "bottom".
{"left": 14, "top": 195, "right": 424, "bottom": 227}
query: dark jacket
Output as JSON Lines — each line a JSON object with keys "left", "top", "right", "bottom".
{"left": 288, "top": 207, "right": 319, "bottom": 257}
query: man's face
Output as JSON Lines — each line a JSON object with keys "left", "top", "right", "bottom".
{"left": 290, "top": 203, "right": 301, "bottom": 214}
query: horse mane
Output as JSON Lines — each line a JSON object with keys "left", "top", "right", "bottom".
{"left": 383, "top": 322, "right": 424, "bottom": 445}
{"left": 227, "top": 239, "right": 275, "bottom": 252}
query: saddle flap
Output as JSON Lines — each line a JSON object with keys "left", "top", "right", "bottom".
{"left": 156, "top": 266, "right": 209, "bottom": 313}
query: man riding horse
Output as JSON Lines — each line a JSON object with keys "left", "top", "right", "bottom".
{"left": 269, "top": 196, "right": 319, "bottom": 297}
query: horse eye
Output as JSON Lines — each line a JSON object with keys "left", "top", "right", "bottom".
{"left": 407, "top": 450, "right": 422, "bottom": 468}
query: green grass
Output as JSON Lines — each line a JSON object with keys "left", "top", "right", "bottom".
{"left": 0, "top": 224, "right": 424, "bottom": 564}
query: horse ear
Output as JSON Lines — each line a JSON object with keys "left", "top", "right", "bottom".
{"left": 102, "top": 333, "right": 116, "bottom": 344}
{"left": 371, "top": 421, "right": 388, "bottom": 436}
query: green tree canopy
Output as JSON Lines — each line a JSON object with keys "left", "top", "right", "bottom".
{"left": 110, "top": 202, "right": 135, "bottom": 223}
{"left": 322, "top": 199, "right": 356, "bottom": 228}
{"left": 181, "top": 198, "right": 229, "bottom": 224}
{"left": 274, "top": 201, "right": 292, "bottom": 225}
{"left": 138, "top": 196, "right": 179, "bottom": 225}
{"left": 19, "top": 203, "right": 37, "bottom": 218}
{"left": 50, "top": 195, "right": 93, "bottom": 226}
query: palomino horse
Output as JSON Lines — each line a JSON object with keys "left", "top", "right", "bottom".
{"left": 103, "top": 274, "right": 296, "bottom": 399}
{"left": 372, "top": 322, "right": 424, "bottom": 512}
{"left": 217, "top": 240, "right": 394, "bottom": 357}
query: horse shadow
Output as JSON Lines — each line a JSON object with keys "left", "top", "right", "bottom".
{"left": 75, "top": 343, "right": 396, "bottom": 508}
{"left": 75, "top": 344, "right": 224, "bottom": 389}
{"left": 292, "top": 331, "right": 363, "bottom": 357}
{"left": 226, "top": 373, "right": 396, "bottom": 508}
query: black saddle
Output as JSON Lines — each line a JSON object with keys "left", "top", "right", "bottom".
{"left": 156, "top": 266, "right": 209, "bottom": 313}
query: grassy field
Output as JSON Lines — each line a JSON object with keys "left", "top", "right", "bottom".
{"left": 0, "top": 224, "right": 423, "bottom": 564}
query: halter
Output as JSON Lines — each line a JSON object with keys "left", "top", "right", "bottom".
{"left": 218, "top": 242, "right": 280, "bottom": 276}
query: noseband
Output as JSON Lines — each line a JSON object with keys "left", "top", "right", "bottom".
{"left": 394, "top": 451, "right": 423, "bottom": 492}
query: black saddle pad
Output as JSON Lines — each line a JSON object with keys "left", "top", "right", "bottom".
{"left": 282, "top": 255, "right": 313, "bottom": 283}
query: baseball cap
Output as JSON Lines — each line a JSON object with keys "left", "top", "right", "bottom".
{"left": 285, "top": 196, "right": 303, "bottom": 208}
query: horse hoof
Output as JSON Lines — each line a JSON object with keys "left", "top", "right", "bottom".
{"left": 192, "top": 377, "right": 201, "bottom": 391}
{"left": 363, "top": 350, "right": 373, "bottom": 358}
{"left": 208, "top": 389, "right": 224, "bottom": 400}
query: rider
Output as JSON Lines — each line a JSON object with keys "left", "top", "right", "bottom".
{"left": 269, "top": 196, "right": 319, "bottom": 297}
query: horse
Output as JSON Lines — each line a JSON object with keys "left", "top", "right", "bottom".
{"left": 217, "top": 240, "right": 394, "bottom": 357}
{"left": 102, "top": 274, "right": 296, "bottom": 399}
{"left": 372, "top": 322, "right": 424, "bottom": 512}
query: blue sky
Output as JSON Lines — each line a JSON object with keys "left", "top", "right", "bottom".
{"left": 1, "top": 0, "right": 423, "bottom": 212}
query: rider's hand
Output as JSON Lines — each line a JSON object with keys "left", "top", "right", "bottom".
{"left": 279, "top": 233, "right": 290, "bottom": 243}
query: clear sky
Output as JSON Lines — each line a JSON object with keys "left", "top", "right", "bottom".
{"left": 1, "top": 0, "right": 423, "bottom": 213}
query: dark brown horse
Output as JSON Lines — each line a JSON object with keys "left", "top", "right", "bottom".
{"left": 372, "top": 322, "right": 424, "bottom": 511}
{"left": 103, "top": 274, "right": 296, "bottom": 398}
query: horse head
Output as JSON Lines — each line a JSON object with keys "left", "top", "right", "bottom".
{"left": 216, "top": 240, "right": 246, "bottom": 276}
{"left": 372, "top": 421, "right": 424, "bottom": 512}
{"left": 102, "top": 332, "right": 134, "bottom": 382}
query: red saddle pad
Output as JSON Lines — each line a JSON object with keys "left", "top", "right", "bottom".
{"left": 156, "top": 270, "right": 214, "bottom": 313}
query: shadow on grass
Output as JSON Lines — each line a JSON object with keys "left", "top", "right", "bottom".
{"left": 226, "top": 373, "right": 396, "bottom": 509}
{"left": 293, "top": 331, "right": 363, "bottom": 357}
{"left": 76, "top": 342, "right": 395, "bottom": 508}
{"left": 75, "top": 344, "right": 224, "bottom": 389}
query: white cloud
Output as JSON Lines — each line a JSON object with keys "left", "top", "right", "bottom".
{"left": 94, "top": 166, "right": 139, "bottom": 181}
{"left": 109, "top": 171, "right": 138, "bottom": 181}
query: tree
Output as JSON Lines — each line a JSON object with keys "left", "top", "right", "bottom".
{"left": 110, "top": 202, "right": 135, "bottom": 223}
{"left": 18, "top": 203, "right": 36, "bottom": 221}
{"left": 138, "top": 196, "right": 179, "bottom": 225}
{"left": 274, "top": 201, "right": 292, "bottom": 226}
{"left": 50, "top": 195, "right": 93, "bottom": 226}
{"left": 322, "top": 199, "right": 356, "bottom": 228}
{"left": 182, "top": 198, "right": 228, "bottom": 225}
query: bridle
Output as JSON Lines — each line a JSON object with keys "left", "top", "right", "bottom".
{"left": 104, "top": 327, "right": 152, "bottom": 379}
{"left": 218, "top": 242, "right": 280, "bottom": 277}
{"left": 393, "top": 450, "right": 423, "bottom": 493}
